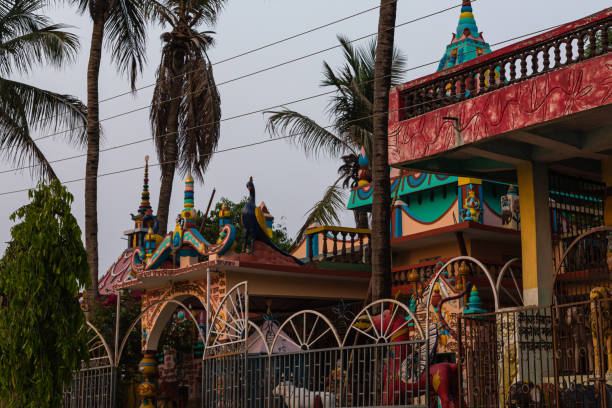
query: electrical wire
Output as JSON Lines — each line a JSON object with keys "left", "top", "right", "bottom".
{"left": 26, "top": 0, "right": 401, "bottom": 128}
{"left": 0, "top": 92, "right": 456, "bottom": 197}
{"left": 0, "top": 20, "right": 562, "bottom": 177}
{"left": 10, "top": 0, "right": 468, "bottom": 150}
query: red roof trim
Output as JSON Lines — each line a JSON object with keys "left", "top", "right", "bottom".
{"left": 390, "top": 220, "right": 520, "bottom": 245}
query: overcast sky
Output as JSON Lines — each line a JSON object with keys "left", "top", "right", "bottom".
{"left": 1, "top": 0, "right": 609, "bottom": 275}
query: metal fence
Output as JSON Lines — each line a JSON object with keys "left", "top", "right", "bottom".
{"left": 203, "top": 341, "right": 427, "bottom": 408}
{"left": 202, "top": 296, "right": 431, "bottom": 408}
{"left": 458, "top": 298, "right": 612, "bottom": 408}
{"left": 62, "top": 358, "right": 116, "bottom": 408}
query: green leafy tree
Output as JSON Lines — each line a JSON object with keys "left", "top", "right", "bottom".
{"left": 266, "top": 35, "right": 405, "bottom": 240}
{"left": 149, "top": 0, "right": 226, "bottom": 236}
{"left": 0, "top": 180, "right": 90, "bottom": 407}
{"left": 198, "top": 197, "right": 293, "bottom": 252}
{"left": 0, "top": 0, "right": 87, "bottom": 181}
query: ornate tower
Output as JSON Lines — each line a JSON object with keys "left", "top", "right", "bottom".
{"left": 437, "top": 0, "right": 491, "bottom": 71}
{"left": 127, "top": 156, "right": 159, "bottom": 248}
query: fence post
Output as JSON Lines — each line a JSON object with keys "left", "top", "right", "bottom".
{"left": 550, "top": 305, "right": 560, "bottom": 408}
{"left": 457, "top": 316, "right": 463, "bottom": 407}
{"left": 110, "top": 366, "right": 118, "bottom": 408}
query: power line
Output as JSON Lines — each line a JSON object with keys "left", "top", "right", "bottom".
{"left": 0, "top": 21, "right": 561, "bottom": 177}
{"left": 10, "top": 0, "right": 468, "bottom": 150}
{"left": 26, "top": 0, "right": 400, "bottom": 128}
{"left": 0, "top": 93, "right": 457, "bottom": 197}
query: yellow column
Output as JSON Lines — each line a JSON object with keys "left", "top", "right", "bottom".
{"left": 602, "top": 159, "right": 612, "bottom": 226}
{"left": 516, "top": 162, "right": 553, "bottom": 306}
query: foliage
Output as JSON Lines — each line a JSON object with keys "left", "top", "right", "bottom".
{"left": 0, "top": 0, "right": 87, "bottom": 181}
{"left": 149, "top": 0, "right": 226, "bottom": 235}
{"left": 0, "top": 180, "right": 89, "bottom": 407}
{"left": 198, "top": 197, "right": 293, "bottom": 252}
{"left": 294, "top": 178, "right": 347, "bottom": 241}
{"left": 149, "top": 0, "right": 225, "bottom": 182}
{"left": 160, "top": 312, "right": 198, "bottom": 353}
{"left": 585, "top": 28, "right": 612, "bottom": 56}
{"left": 88, "top": 291, "right": 142, "bottom": 405}
{"left": 266, "top": 36, "right": 405, "bottom": 239}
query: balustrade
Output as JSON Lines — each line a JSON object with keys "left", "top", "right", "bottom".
{"left": 399, "top": 15, "right": 612, "bottom": 121}
{"left": 305, "top": 227, "right": 371, "bottom": 264}
{"left": 391, "top": 258, "right": 522, "bottom": 287}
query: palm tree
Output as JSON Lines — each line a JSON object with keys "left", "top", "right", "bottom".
{"left": 266, "top": 35, "right": 405, "bottom": 241}
{"left": 71, "top": 0, "right": 148, "bottom": 298}
{"left": 149, "top": 0, "right": 225, "bottom": 236}
{"left": 0, "top": 0, "right": 87, "bottom": 181}
{"left": 371, "top": 0, "right": 398, "bottom": 300}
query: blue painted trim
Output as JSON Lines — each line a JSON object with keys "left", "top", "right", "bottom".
{"left": 395, "top": 208, "right": 403, "bottom": 238}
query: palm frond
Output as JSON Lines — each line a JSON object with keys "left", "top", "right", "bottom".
{"left": 0, "top": 0, "right": 79, "bottom": 76}
{"left": 0, "top": 78, "right": 88, "bottom": 148}
{"left": 265, "top": 109, "right": 356, "bottom": 159}
{"left": 177, "top": 49, "right": 221, "bottom": 182}
{"left": 105, "top": 0, "right": 148, "bottom": 90}
{"left": 151, "top": 22, "right": 221, "bottom": 182}
{"left": 294, "top": 176, "right": 346, "bottom": 243}
{"left": 150, "top": 43, "right": 174, "bottom": 172}
{"left": 0, "top": 88, "right": 57, "bottom": 181}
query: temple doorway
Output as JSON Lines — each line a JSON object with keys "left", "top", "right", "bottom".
{"left": 154, "top": 295, "right": 206, "bottom": 408}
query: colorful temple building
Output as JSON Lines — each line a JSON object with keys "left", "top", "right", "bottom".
{"left": 99, "top": 160, "right": 371, "bottom": 406}
{"left": 387, "top": 3, "right": 612, "bottom": 307}
{"left": 89, "top": 3, "right": 612, "bottom": 406}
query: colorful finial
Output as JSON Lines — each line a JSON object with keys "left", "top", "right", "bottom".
{"left": 181, "top": 173, "right": 196, "bottom": 223}
{"left": 138, "top": 155, "right": 152, "bottom": 215}
{"left": 463, "top": 285, "right": 487, "bottom": 315}
{"left": 431, "top": 283, "right": 442, "bottom": 308}
{"left": 219, "top": 203, "right": 231, "bottom": 227}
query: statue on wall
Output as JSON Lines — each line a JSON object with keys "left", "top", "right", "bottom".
{"left": 501, "top": 185, "right": 520, "bottom": 230}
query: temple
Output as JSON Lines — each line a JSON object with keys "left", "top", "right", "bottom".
{"left": 83, "top": 3, "right": 612, "bottom": 407}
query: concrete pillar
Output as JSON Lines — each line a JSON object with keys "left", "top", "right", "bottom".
{"left": 516, "top": 162, "right": 554, "bottom": 306}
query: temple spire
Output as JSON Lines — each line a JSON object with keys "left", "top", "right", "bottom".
{"left": 138, "top": 155, "right": 152, "bottom": 215}
{"left": 456, "top": 0, "right": 479, "bottom": 38}
{"left": 437, "top": 0, "right": 491, "bottom": 71}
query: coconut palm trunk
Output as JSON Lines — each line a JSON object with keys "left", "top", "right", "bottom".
{"left": 370, "top": 0, "right": 397, "bottom": 300}
{"left": 85, "top": 11, "right": 105, "bottom": 300}
{"left": 354, "top": 211, "right": 369, "bottom": 229}
{"left": 156, "top": 74, "right": 181, "bottom": 236}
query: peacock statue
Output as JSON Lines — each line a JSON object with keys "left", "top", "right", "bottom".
{"left": 241, "top": 177, "right": 303, "bottom": 264}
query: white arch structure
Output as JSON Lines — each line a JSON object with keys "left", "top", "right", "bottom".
{"left": 552, "top": 225, "right": 612, "bottom": 304}
{"left": 271, "top": 310, "right": 341, "bottom": 351}
{"left": 425, "top": 256, "right": 499, "bottom": 340}
{"left": 204, "top": 282, "right": 248, "bottom": 357}
{"left": 496, "top": 257, "right": 523, "bottom": 307}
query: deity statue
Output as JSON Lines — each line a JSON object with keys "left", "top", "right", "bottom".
{"left": 462, "top": 188, "right": 481, "bottom": 222}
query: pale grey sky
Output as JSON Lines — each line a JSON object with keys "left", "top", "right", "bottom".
{"left": 1, "top": 0, "right": 609, "bottom": 275}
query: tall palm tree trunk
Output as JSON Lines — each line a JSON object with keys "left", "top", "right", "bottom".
{"left": 156, "top": 82, "right": 181, "bottom": 236}
{"left": 85, "top": 11, "right": 105, "bottom": 301}
{"left": 370, "top": 0, "right": 397, "bottom": 301}
{"left": 354, "top": 210, "right": 369, "bottom": 229}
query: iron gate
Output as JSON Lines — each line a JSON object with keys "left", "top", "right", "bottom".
{"left": 458, "top": 298, "right": 612, "bottom": 408}
{"left": 62, "top": 323, "right": 116, "bottom": 408}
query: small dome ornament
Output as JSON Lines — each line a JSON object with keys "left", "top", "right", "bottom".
{"left": 431, "top": 283, "right": 442, "bottom": 308}
{"left": 407, "top": 268, "right": 420, "bottom": 282}
{"left": 463, "top": 285, "right": 487, "bottom": 316}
